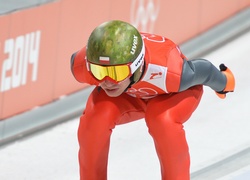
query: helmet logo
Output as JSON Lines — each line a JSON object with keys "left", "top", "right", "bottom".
{"left": 99, "top": 56, "right": 110, "bottom": 64}
{"left": 130, "top": 35, "right": 138, "bottom": 55}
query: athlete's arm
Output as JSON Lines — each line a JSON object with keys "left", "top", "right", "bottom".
{"left": 179, "top": 59, "right": 227, "bottom": 92}
{"left": 70, "top": 47, "right": 99, "bottom": 85}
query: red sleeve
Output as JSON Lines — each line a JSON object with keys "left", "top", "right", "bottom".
{"left": 71, "top": 47, "right": 99, "bottom": 85}
{"left": 166, "top": 47, "right": 184, "bottom": 92}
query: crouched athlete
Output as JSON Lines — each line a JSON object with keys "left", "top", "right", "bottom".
{"left": 71, "top": 20, "right": 235, "bottom": 180}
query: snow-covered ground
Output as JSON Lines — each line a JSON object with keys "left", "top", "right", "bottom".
{"left": 0, "top": 31, "right": 250, "bottom": 180}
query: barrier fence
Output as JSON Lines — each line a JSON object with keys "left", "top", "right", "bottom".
{"left": 0, "top": 0, "right": 249, "bottom": 120}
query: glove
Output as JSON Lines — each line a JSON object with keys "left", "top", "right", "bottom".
{"left": 216, "top": 64, "right": 235, "bottom": 99}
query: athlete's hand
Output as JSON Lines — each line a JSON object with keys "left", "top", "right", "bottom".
{"left": 216, "top": 64, "right": 235, "bottom": 99}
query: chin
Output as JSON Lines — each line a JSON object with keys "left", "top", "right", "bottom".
{"left": 105, "top": 91, "right": 122, "bottom": 97}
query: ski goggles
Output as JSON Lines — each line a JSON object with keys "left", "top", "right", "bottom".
{"left": 86, "top": 43, "right": 145, "bottom": 83}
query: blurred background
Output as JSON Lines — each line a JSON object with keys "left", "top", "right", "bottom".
{"left": 0, "top": 0, "right": 250, "bottom": 179}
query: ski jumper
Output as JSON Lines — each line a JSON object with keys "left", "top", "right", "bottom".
{"left": 71, "top": 33, "right": 227, "bottom": 180}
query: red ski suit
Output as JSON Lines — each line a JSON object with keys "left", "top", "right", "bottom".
{"left": 71, "top": 33, "right": 226, "bottom": 179}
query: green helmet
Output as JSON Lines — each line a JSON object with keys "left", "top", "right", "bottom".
{"left": 86, "top": 20, "right": 145, "bottom": 82}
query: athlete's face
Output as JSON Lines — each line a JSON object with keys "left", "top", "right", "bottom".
{"left": 99, "top": 77, "right": 131, "bottom": 97}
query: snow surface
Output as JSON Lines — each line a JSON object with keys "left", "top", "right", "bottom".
{"left": 0, "top": 31, "right": 250, "bottom": 180}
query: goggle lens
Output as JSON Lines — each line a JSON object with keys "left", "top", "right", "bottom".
{"left": 89, "top": 63, "right": 131, "bottom": 82}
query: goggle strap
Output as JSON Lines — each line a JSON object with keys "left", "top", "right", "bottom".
{"left": 85, "top": 56, "right": 90, "bottom": 71}
{"left": 130, "top": 42, "right": 145, "bottom": 74}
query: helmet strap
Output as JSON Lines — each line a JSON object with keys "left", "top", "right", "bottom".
{"left": 123, "top": 75, "right": 135, "bottom": 93}
{"left": 124, "top": 62, "right": 145, "bottom": 92}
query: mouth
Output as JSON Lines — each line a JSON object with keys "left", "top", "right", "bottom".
{"left": 104, "top": 88, "right": 119, "bottom": 93}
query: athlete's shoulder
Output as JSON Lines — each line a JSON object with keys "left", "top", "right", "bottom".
{"left": 140, "top": 32, "right": 177, "bottom": 47}
{"left": 139, "top": 32, "right": 186, "bottom": 92}
{"left": 71, "top": 46, "right": 98, "bottom": 85}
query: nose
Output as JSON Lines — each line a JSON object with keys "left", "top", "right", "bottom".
{"left": 102, "top": 79, "right": 116, "bottom": 87}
